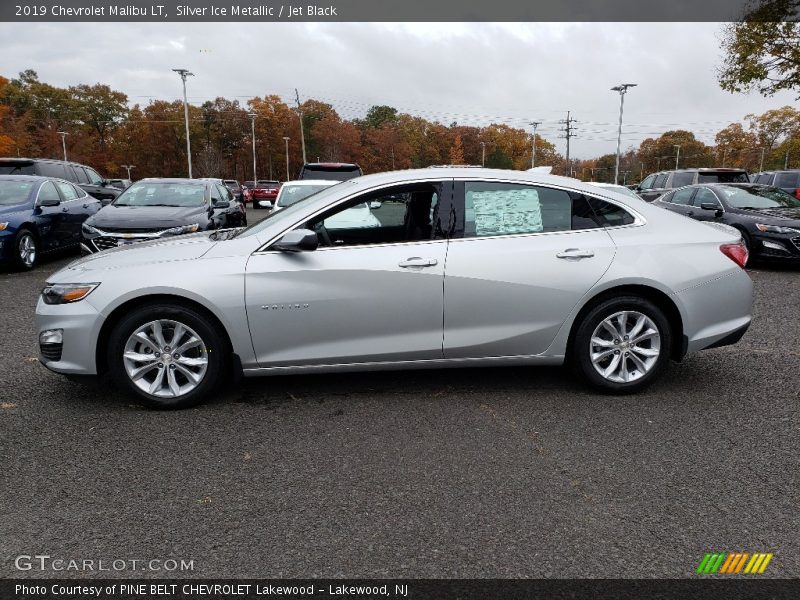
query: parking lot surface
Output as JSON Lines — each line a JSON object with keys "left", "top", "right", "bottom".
{"left": 1, "top": 206, "right": 798, "bottom": 578}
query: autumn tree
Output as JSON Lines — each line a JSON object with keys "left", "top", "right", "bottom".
{"left": 715, "top": 122, "right": 760, "bottom": 169}
{"left": 449, "top": 134, "right": 465, "bottom": 164}
{"left": 718, "top": 1, "right": 800, "bottom": 98}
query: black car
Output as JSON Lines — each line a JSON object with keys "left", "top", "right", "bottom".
{"left": 0, "top": 175, "right": 102, "bottom": 269}
{"left": 298, "top": 162, "right": 362, "bottom": 181}
{"left": 0, "top": 158, "right": 122, "bottom": 203}
{"left": 635, "top": 168, "right": 749, "bottom": 202}
{"left": 654, "top": 183, "right": 800, "bottom": 263}
{"left": 81, "top": 178, "right": 247, "bottom": 254}
{"left": 750, "top": 170, "right": 800, "bottom": 199}
{"left": 223, "top": 179, "right": 244, "bottom": 202}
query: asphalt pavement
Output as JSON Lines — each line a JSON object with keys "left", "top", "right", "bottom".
{"left": 1, "top": 207, "right": 798, "bottom": 578}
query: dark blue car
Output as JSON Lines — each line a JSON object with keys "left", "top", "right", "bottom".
{"left": 0, "top": 175, "right": 102, "bottom": 270}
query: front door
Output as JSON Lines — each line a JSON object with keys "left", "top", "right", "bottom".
{"left": 245, "top": 181, "right": 451, "bottom": 368}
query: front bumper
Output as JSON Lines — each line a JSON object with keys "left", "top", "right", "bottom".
{"left": 753, "top": 232, "right": 800, "bottom": 261}
{"left": 36, "top": 296, "right": 103, "bottom": 375}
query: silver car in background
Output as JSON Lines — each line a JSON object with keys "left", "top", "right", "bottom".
{"left": 36, "top": 168, "right": 753, "bottom": 409}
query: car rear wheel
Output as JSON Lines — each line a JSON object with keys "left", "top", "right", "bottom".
{"left": 14, "top": 228, "right": 38, "bottom": 270}
{"left": 108, "top": 304, "right": 227, "bottom": 409}
{"left": 572, "top": 296, "right": 671, "bottom": 394}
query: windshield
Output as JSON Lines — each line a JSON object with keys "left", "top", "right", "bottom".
{"left": 114, "top": 182, "right": 207, "bottom": 207}
{"left": 697, "top": 172, "right": 749, "bottom": 184}
{"left": 237, "top": 181, "right": 350, "bottom": 239}
{"left": 0, "top": 163, "right": 35, "bottom": 175}
{"left": 277, "top": 184, "right": 335, "bottom": 207}
{"left": 0, "top": 180, "right": 35, "bottom": 205}
{"left": 718, "top": 185, "right": 800, "bottom": 209}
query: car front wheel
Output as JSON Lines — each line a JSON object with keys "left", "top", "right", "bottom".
{"left": 14, "top": 228, "right": 39, "bottom": 270}
{"left": 108, "top": 304, "right": 227, "bottom": 409}
{"left": 572, "top": 296, "right": 671, "bottom": 394}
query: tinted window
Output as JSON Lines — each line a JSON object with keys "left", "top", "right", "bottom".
{"left": 693, "top": 188, "right": 721, "bottom": 207}
{"left": 671, "top": 188, "right": 694, "bottom": 205}
{"left": 586, "top": 197, "right": 635, "bottom": 227}
{"left": 61, "top": 165, "right": 79, "bottom": 182}
{"left": 300, "top": 166, "right": 361, "bottom": 181}
{"left": 0, "top": 162, "right": 35, "bottom": 175}
{"left": 775, "top": 172, "right": 799, "bottom": 188}
{"left": 697, "top": 171, "right": 748, "bottom": 183}
{"left": 0, "top": 180, "right": 35, "bottom": 205}
{"left": 671, "top": 172, "right": 695, "bottom": 187}
{"left": 84, "top": 168, "right": 104, "bottom": 185}
{"left": 463, "top": 182, "right": 571, "bottom": 237}
{"left": 214, "top": 184, "right": 232, "bottom": 202}
{"left": 55, "top": 181, "right": 79, "bottom": 201}
{"left": 37, "top": 162, "right": 68, "bottom": 179}
{"left": 73, "top": 167, "right": 90, "bottom": 184}
{"left": 38, "top": 181, "right": 60, "bottom": 204}
{"left": 653, "top": 174, "right": 668, "bottom": 188}
{"left": 754, "top": 173, "right": 772, "bottom": 185}
{"left": 306, "top": 184, "right": 440, "bottom": 247}
{"left": 639, "top": 175, "right": 656, "bottom": 189}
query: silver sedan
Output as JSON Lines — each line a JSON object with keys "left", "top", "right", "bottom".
{"left": 36, "top": 168, "right": 754, "bottom": 409}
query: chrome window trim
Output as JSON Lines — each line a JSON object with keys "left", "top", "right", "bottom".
{"left": 696, "top": 188, "right": 726, "bottom": 213}
{"left": 34, "top": 180, "right": 61, "bottom": 206}
{"left": 251, "top": 176, "right": 645, "bottom": 255}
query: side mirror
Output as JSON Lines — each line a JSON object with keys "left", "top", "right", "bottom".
{"left": 212, "top": 199, "right": 231, "bottom": 209}
{"left": 700, "top": 202, "right": 720, "bottom": 211}
{"left": 273, "top": 228, "right": 318, "bottom": 252}
{"left": 38, "top": 198, "right": 60, "bottom": 207}
{"left": 259, "top": 200, "right": 273, "bottom": 209}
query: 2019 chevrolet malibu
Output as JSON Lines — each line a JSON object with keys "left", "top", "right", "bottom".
{"left": 36, "top": 168, "right": 754, "bottom": 409}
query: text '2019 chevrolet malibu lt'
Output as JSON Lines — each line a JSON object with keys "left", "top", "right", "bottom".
{"left": 36, "top": 168, "right": 754, "bottom": 409}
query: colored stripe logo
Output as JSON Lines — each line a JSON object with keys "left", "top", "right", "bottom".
{"left": 696, "top": 552, "right": 773, "bottom": 574}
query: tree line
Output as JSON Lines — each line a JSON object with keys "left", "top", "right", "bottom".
{"left": 1, "top": 69, "right": 798, "bottom": 185}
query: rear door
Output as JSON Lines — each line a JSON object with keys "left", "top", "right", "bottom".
{"left": 442, "top": 181, "right": 618, "bottom": 358}
{"left": 54, "top": 181, "right": 101, "bottom": 244}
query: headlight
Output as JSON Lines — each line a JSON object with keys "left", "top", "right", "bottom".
{"left": 82, "top": 222, "right": 98, "bottom": 235}
{"left": 41, "top": 283, "right": 100, "bottom": 305}
{"left": 161, "top": 223, "right": 200, "bottom": 236}
{"left": 755, "top": 223, "right": 800, "bottom": 234}
{"left": 0, "top": 222, "right": 8, "bottom": 231}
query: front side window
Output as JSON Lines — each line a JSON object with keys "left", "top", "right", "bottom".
{"left": 73, "top": 167, "right": 90, "bottom": 184}
{"left": 37, "top": 181, "right": 60, "bottom": 204}
{"left": 671, "top": 188, "right": 694, "bottom": 205}
{"left": 84, "top": 168, "right": 104, "bottom": 185}
{"left": 639, "top": 175, "right": 656, "bottom": 189}
{"left": 692, "top": 188, "right": 722, "bottom": 208}
{"left": 306, "top": 183, "right": 442, "bottom": 247}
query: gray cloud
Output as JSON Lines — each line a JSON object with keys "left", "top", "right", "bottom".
{"left": 1, "top": 22, "right": 796, "bottom": 158}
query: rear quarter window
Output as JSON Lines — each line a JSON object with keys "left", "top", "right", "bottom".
{"left": 671, "top": 172, "right": 695, "bottom": 187}
{"left": 775, "top": 172, "right": 799, "bottom": 188}
{"left": 586, "top": 197, "right": 635, "bottom": 227}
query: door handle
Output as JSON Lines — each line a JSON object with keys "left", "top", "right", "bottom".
{"left": 399, "top": 257, "right": 438, "bottom": 268}
{"left": 61, "top": 207, "right": 69, "bottom": 212}
{"left": 556, "top": 248, "right": 595, "bottom": 259}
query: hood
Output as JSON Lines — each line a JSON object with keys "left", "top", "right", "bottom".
{"left": 53, "top": 232, "right": 217, "bottom": 278}
{"left": 89, "top": 204, "right": 208, "bottom": 230}
{"left": 737, "top": 206, "right": 800, "bottom": 224}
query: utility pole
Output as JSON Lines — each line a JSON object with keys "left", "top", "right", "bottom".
{"left": 172, "top": 69, "right": 194, "bottom": 177}
{"left": 391, "top": 146, "right": 395, "bottom": 170}
{"left": 559, "top": 111, "right": 577, "bottom": 176}
{"left": 283, "top": 136, "right": 290, "bottom": 181}
{"left": 120, "top": 164, "right": 135, "bottom": 179}
{"left": 248, "top": 112, "right": 257, "bottom": 183}
{"left": 674, "top": 145, "right": 681, "bottom": 170}
{"left": 759, "top": 147, "right": 766, "bottom": 172}
{"left": 294, "top": 89, "right": 307, "bottom": 165}
{"left": 640, "top": 161, "right": 644, "bottom": 180}
{"left": 611, "top": 83, "right": 636, "bottom": 184}
{"left": 480, "top": 141, "right": 486, "bottom": 167}
{"left": 529, "top": 120, "right": 541, "bottom": 168}
{"left": 785, "top": 149, "right": 790, "bottom": 169}
{"left": 722, "top": 147, "right": 728, "bottom": 167}
{"left": 57, "top": 131, "right": 67, "bottom": 161}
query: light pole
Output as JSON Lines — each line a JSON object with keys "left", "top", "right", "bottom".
{"left": 172, "top": 68, "right": 194, "bottom": 178}
{"left": 674, "top": 145, "right": 681, "bottom": 169}
{"left": 530, "top": 120, "right": 541, "bottom": 168}
{"left": 759, "top": 147, "right": 766, "bottom": 172}
{"left": 248, "top": 112, "right": 257, "bottom": 183}
{"left": 120, "top": 164, "right": 135, "bottom": 179}
{"left": 57, "top": 131, "right": 67, "bottom": 161}
{"left": 283, "top": 136, "right": 290, "bottom": 181}
{"left": 611, "top": 84, "right": 636, "bottom": 184}
{"left": 480, "top": 142, "right": 486, "bottom": 167}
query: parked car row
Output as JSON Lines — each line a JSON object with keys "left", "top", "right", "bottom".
{"left": 0, "top": 157, "right": 123, "bottom": 203}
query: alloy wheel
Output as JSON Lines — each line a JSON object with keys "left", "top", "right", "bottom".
{"left": 123, "top": 319, "right": 208, "bottom": 398}
{"left": 18, "top": 234, "right": 36, "bottom": 267}
{"left": 589, "top": 311, "right": 661, "bottom": 383}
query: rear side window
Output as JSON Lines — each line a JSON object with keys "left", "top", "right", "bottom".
{"left": 754, "top": 173, "right": 771, "bottom": 184}
{"left": 463, "top": 182, "right": 571, "bottom": 236}
{"left": 73, "top": 168, "right": 90, "bottom": 184}
{"left": 653, "top": 174, "right": 668, "bottom": 188}
{"left": 671, "top": 188, "right": 694, "bottom": 205}
{"left": 671, "top": 172, "right": 695, "bottom": 187}
{"left": 37, "top": 162, "right": 68, "bottom": 179}
{"left": 55, "top": 181, "right": 79, "bottom": 200}
{"left": 775, "top": 172, "right": 799, "bottom": 188}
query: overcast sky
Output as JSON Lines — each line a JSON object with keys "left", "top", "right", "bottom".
{"left": 1, "top": 21, "right": 797, "bottom": 158}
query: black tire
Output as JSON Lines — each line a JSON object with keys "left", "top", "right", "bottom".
{"left": 571, "top": 296, "right": 672, "bottom": 394}
{"left": 739, "top": 230, "right": 752, "bottom": 266}
{"left": 13, "top": 227, "right": 39, "bottom": 270}
{"left": 107, "top": 303, "right": 228, "bottom": 409}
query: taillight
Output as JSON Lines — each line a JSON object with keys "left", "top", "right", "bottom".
{"left": 794, "top": 188, "right": 800, "bottom": 200}
{"left": 720, "top": 243, "right": 748, "bottom": 268}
